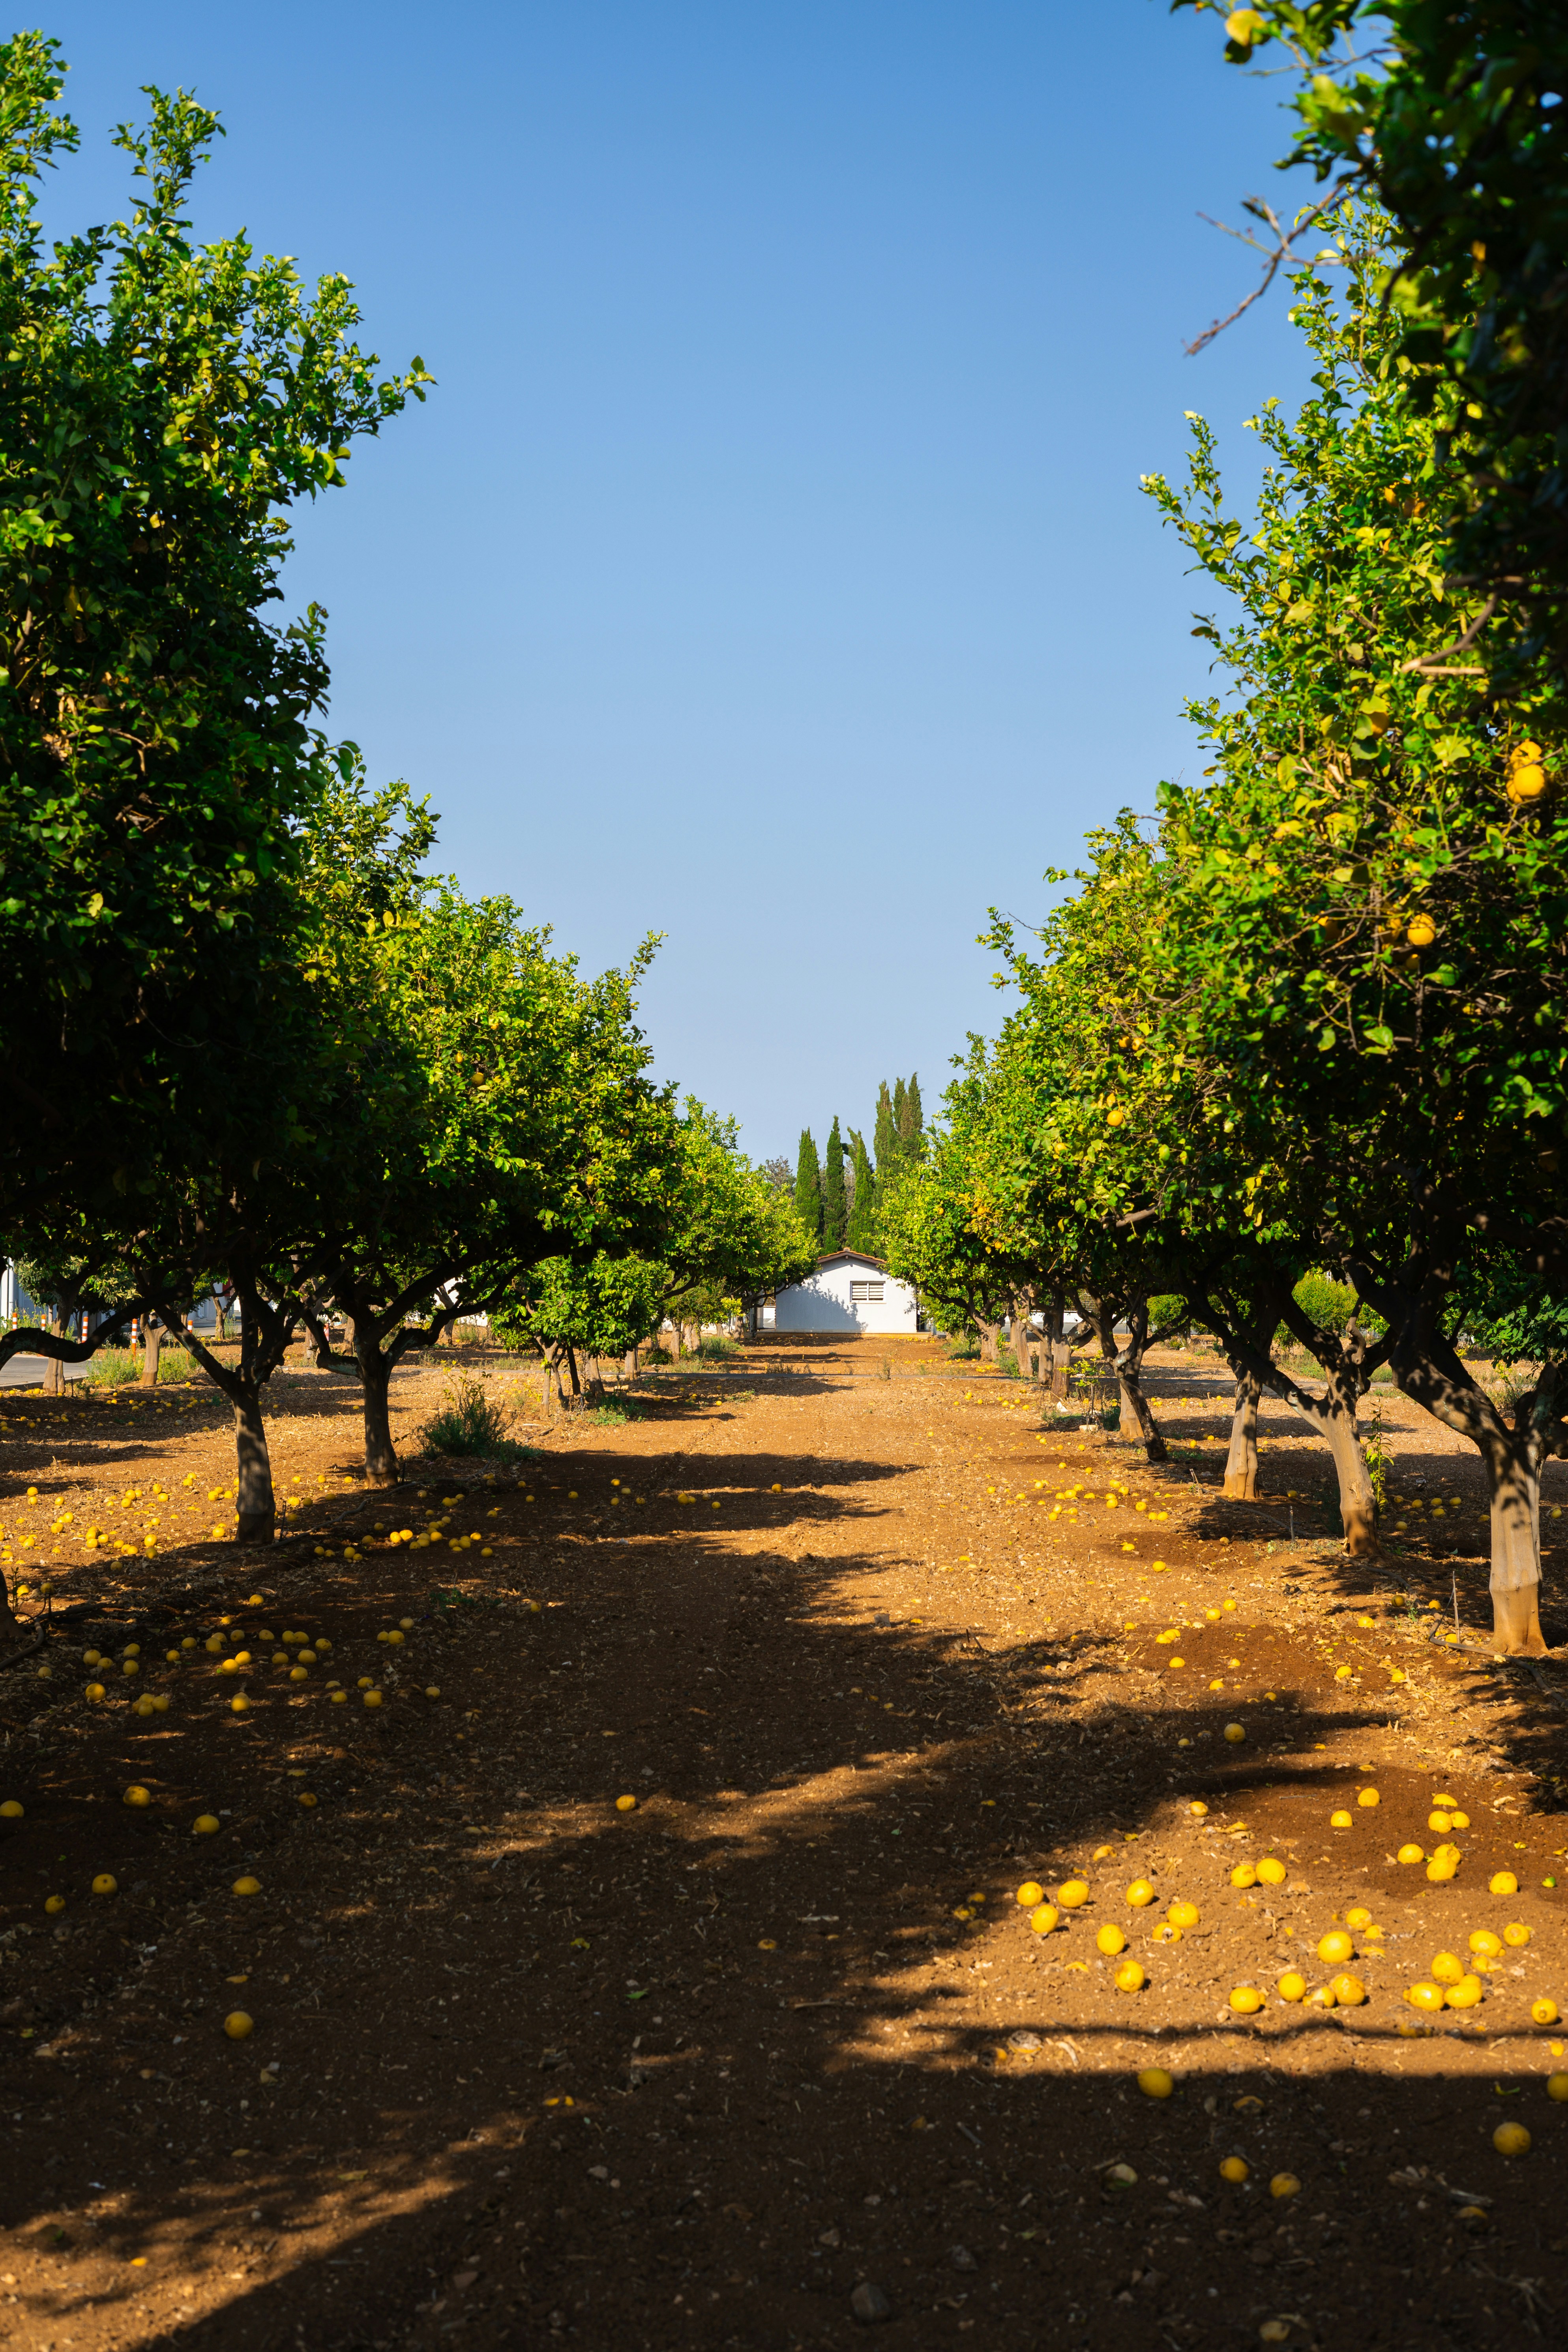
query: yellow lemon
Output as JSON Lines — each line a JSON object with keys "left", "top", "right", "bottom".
{"left": 1490, "top": 1871, "right": 1519, "bottom": 1896}
{"left": 193, "top": 1814, "right": 219, "bottom": 1835}
{"left": 1276, "top": 1971, "right": 1307, "bottom": 2003}
{"left": 1427, "top": 1855, "right": 1459, "bottom": 1883}
{"left": 1407, "top": 1980, "right": 1446, "bottom": 2012}
{"left": 1445, "top": 1975, "right": 1484, "bottom": 2009}
{"left": 1126, "top": 1878, "right": 1156, "bottom": 1908}
{"left": 1057, "top": 1879, "right": 1090, "bottom": 1908}
{"left": 1015, "top": 1881, "right": 1045, "bottom": 1908}
{"left": 1398, "top": 1844, "right": 1426, "bottom": 1866}
{"left": 124, "top": 1785, "right": 152, "bottom": 1809}
{"left": 1546, "top": 2073, "right": 1568, "bottom": 2101}
{"left": 1428, "top": 1810, "right": 1452, "bottom": 1833}
{"left": 362, "top": 1690, "right": 382, "bottom": 1709}
{"left": 1097, "top": 1924, "right": 1127, "bottom": 1957}
{"left": 1153, "top": 1921, "right": 1182, "bottom": 1946}
{"left": 1270, "top": 2173, "right": 1301, "bottom": 2200}
{"left": 0, "top": 1799, "right": 23, "bottom": 1819}
{"left": 330, "top": 1689, "right": 348, "bottom": 1704}
{"left": 1305, "top": 1982, "right": 1338, "bottom": 2009}
{"left": 92, "top": 1873, "right": 117, "bottom": 1897}
{"left": 1229, "top": 1985, "right": 1264, "bottom": 2014}
{"left": 232, "top": 1876, "right": 262, "bottom": 1897}
{"left": 1531, "top": 1998, "right": 1558, "bottom": 2026}
{"left": 224, "top": 2012, "right": 254, "bottom": 2041}
{"left": 1223, "top": 1722, "right": 1246, "bottom": 1744}
{"left": 1503, "top": 1922, "right": 1531, "bottom": 1948}
{"left": 1431, "top": 1951, "right": 1465, "bottom": 1983}
{"left": 1168, "top": 1900, "right": 1200, "bottom": 1931}
{"left": 1406, "top": 915, "right": 1436, "bottom": 948}
{"left": 1136, "top": 2067, "right": 1174, "bottom": 2099}
{"left": 1493, "top": 2121, "right": 1531, "bottom": 2157}
{"left": 1346, "top": 1906, "right": 1373, "bottom": 1931}
{"left": 1188, "top": 1801, "right": 1209, "bottom": 1819}
{"left": 230, "top": 1694, "right": 251, "bottom": 1715}
{"left": 1330, "top": 1809, "right": 1353, "bottom": 1829}
{"left": 1029, "top": 1904, "right": 1059, "bottom": 1936}
{"left": 1219, "top": 2155, "right": 1248, "bottom": 2184}
{"left": 616, "top": 1794, "right": 637, "bottom": 1812}
{"left": 1357, "top": 1787, "right": 1379, "bottom": 1807}
{"left": 1231, "top": 1863, "right": 1257, "bottom": 1889}
{"left": 84, "top": 1682, "right": 106, "bottom": 1702}
{"left": 1450, "top": 1809, "right": 1470, "bottom": 1829}
{"left": 1114, "top": 1958, "right": 1145, "bottom": 1992}
{"left": 1470, "top": 1929, "right": 1503, "bottom": 1958}
{"left": 1331, "top": 1973, "right": 1367, "bottom": 2006}
{"left": 1317, "top": 1930, "right": 1354, "bottom": 1966}
{"left": 1508, "top": 763, "right": 1547, "bottom": 802}
{"left": 44, "top": 1894, "right": 65, "bottom": 1915}
{"left": 1256, "top": 1857, "right": 1287, "bottom": 1887}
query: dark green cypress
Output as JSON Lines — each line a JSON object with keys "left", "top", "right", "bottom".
{"left": 846, "top": 1127, "right": 877, "bottom": 1252}
{"left": 821, "top": 1117, "right": 847, "bottom": 1252}
{"left": 898, "top": 1072, "right": 924, "bottom": 1160}
{"left": 873, "top": 1081, "right": 898, "bottom": 1182}
{"left": 794, "top": 1129, "right": 822, "bottom": 1246}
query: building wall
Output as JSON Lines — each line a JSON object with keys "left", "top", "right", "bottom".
{"left": 772, "top": 1257, "right": 917, "bottom": 1335}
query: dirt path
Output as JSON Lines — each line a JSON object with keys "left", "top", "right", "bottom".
{"left": 2, "top": 1336, "right": 1567, "bottom": 2351}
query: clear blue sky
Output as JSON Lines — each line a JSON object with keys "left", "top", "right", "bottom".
{"left": 42, "top": 1, "right": 1314, "bottom": 1163}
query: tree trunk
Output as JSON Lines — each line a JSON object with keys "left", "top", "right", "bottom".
{"left": 1103, "top": 1300, "right": 1168, "bottom": 1464}
{"left": 1491, "top": 1439, "right": 1547, "bottom": 1653}
{"left": 303, "top": 1308, "right": 334, "bottom": 1369}
{"left": 623, "top": 1344, "right": 639, "bottom": 1379}
{"left": 232, "top": 1386, "right": 277, "bottom": 1543}
{"left": 565, "top": 1344, "right": 581, "bottom": 1398}
{"left": 976, "top": 1318, "right": 1001, "bottom": 1366}
{"left": 44, "top": 1311, "right": 64, "bottom": 1396}
{"left": 359, "top": 1344, "right": 400, "bottom": 1486}
{"left": 1224, "top": 1370, "right": 1261, "bottom": 1499}
{"left": 140, "top": 1322, "right": 164, "bottom": 1389}
{"left": 1323, "top": 1398, "right": 1379, "bottom": 1556}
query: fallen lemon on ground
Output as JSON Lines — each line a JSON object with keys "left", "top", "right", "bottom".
{"left": 1445, "top": 1974, "right": 1484, "bottom": 2008}
{"left": 1317, "top": 1930, "right": 1354, "bottom": 1966}
{"left": 1136, "top": 2067, "right": 1174, "bottom": 2099}
{"left": 1058, "top": 1879, "right": 1090, "bottom": 1908}
{"left": 194, "top": 1814, "right": 219, "bottom": 1835}
{"left": 92, "top": 1873, "right": 116, "bottom": 1897}
{"left": 1407, "top": 1981, "right": 1446, "bottom": 2012}
{"left": 1114, "top": 1958, "right": 1146, "bottom": 1992}
{"left": 1491, "top": 1872, "right": 1519, "bottom": 1896}
{"left": 1432, "top": 1951, "right": 1465, "bottom": 1984}
{"left": 1531, "top": 1998, "right": 1558, "bottom": 2025}
{"left": 1493, "top": 2121, "right": 1531, "bottom": 2157}
{"left": 616, "top": 1794, "right": 637, "bottom": 1812}
{"left": 1504, "top": 1922, "right": 1531, "bottom": 1947}
{"left": 124, "top": 1785, "right": 151, "bottom": 1808}
{"left": 1358, "top": 1787, "right": 1379, "bottom": 1807}
{"left": 1126, "top": 1879, "right": 1156, "bottom": 1907}
{"left": 1256, "top": 1857, "right": 1287, "bottom": 1886}
{"left": 1270, "top": 2173, "right": 1300, "bottom": 2199}
{"left": 1229, "top": 1985, "right": 1264, "bottom": 2014}
{"left": 1276, "top": 1972, "right": 1307, "bottom": 2002}
{"left": 1231, "top": 1863, "right": 1257, "bottom": 1889}
{"left": 232, "top": 1876, "right": 261, "bottom": 1897}
{"left": 224, "top": 2012, "right": 254, "bottom": 2041}
{"left": 1398, "top": 1844, "right": 1425, "bottom": 1865}
{"left": 1169, "top": 1900, "right": 1200, "bottom": 1930}
{"left": 1015, "top": 1880, "right": 1044, "bottom": 1908}
{"left": 1331, "top": 1973, "right": 1366, "bottom": 2006}
{"left": 1331, "top": 1809, "right": 1352, "bottom": 1828}
{"left": 1219, "top": 2156, "right": 1248, "bottom": 2183}
{"left": 1223, "top": 1722, "right": 1246, "bottom": 1744}
{"left": 1097, "top": 1924, "right": 1127, "bottom": 1956}
{"left": 1547, "top": 2074, "right": 1568, "bottom": 2102}
{"left": 44, "top": 1895, "right": 65, "bottom": 1915}
{"left": 1029, "top": 1903, "right": 1059, "bottom": 1936}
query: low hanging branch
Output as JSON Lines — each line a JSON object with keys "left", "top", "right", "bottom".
{"left": 1185, "top": 186, "right": 1355, "bottom": 358}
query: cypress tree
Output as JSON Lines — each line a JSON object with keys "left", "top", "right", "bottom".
{"left": 873, "top": 1081, "right": 898, "bottom": 1182}
{"left": 898, "top": 1072, "right": 924, "bottom": 1160}
{"left": 846, "top": 1127, "right": 877, "bottom": 1252}
{"left": 821, "top": 1117, "right": 847, "bottom": 1252}
{"left": 794, "top": 1129, "right": 822, "bottom": 1246}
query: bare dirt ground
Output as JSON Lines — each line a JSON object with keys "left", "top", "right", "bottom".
{"left": 2, "top": 1332, "right": 1568, "bottom": 2352}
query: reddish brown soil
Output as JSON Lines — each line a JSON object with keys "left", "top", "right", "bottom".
{"left": 3, "top": 1336, "right": 1568, "bottom": 2352}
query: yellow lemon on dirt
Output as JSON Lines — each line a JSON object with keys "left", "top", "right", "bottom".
{"left": 1470, "top": 1929, "right": 1503, "bottom": 1957}
{"left": 1546, "top": 2074, "right": 1568, "bottom": 2101}
{"left": 193, "top": 1814, "right": 219, "bottom": 1835}
{"left": 232, "top": 1876, "right": 262, "bottom": 1897}
{"left": 1346, "top": 1907, "right": 1373, "bottom": 1931}
{"left": 1531, "top": 1998, "right": 1558, "bottom": 2026}
{"left": 1276, "top": 1971, "right": 1307, "bottom": 2003}
{"left": 1317, "top": 1930, "right": 1354, "bottom": 1966}
{"left": 1229, "top": 1985, "right": 1265, "bottom": 2014}
{"left": 615, "top": 1794, "right": 637, "bottom": 1812}
{"left": 92, "top": 1873, "right": 117, "bottom": 1897}
{"left": 1136, "top": 2067, "right": 1174, "bottom": 2099}
{"left": 230, "top": 1694, "right": 251, "bottom": 1715}
{"left": 124, "top": 1785, "right": 152, "bottom": 1808}
{"left": 1427, "top": 1853, "right": 1459, "bottom": 1883}
{"left": 1503, "top": 1922, "right": 1532, "bottom": 1948}
{"left": 330, "top": 1689, "right": 348, "bottom": 1704}
{"left": 1169, "top": 1900, "right": 1201, "bottom": 1931}
{"left": 1406, "top": 915, "right": 1437, "bottom": 948}
{"left": 84, "top": 1683, "right": 106, "bottom": 1702}
{"left": 1015, "top": 1881, "right": 1045, "bottom": 1908}
{"left": 1305, "top": 1982, "right": 1338, "bottom": 2009}
{"left": 1114, "top": 1958, "right": 1146, "bottom": 1992}
{"left": 1153, "top": 1920, "right": 1182, "bottom": 1946}
{"left": 1219, "top": 2156, "right": 1249, "bottom": 2184}
{"left": 1398, "top": 1844, "right": 1425, "bottom": 1866}
{"left": 1029, "top": 1904, "right": 1059, "bottom": 1936}
{"left": 1445, "top": 1975, "right": 1484, "bottom": 2008}
{"left": 1188, "top": 1801, "right": 1208, "bottom": 1818}
{"left": 424, "top": 1686, "right": 441, "bottom": 1700}
{"left": 1358, "top": 1787, "right": 1380, "bottom": 1807}
{"left": 1429, "top": 1810, "right": 1454, "bottom": 1833}
{"left": 1432, "top": 1951, "right": 1465, "bottom": 1983}
{"left": 1058, "top": 1879, "right": 1090, "bottom": 1908}
{"left": 1493, "top": 2121, "right": 1531, "bottom": 2156}
{"left": 1331, "top": 1973, "right": 1367, "bottom": 2006}
{"left": 363, "top": 1690, "right": 382, "bottom": 1709}
{"left": 1407, "top": 1980, "right": 1446, "bottom": 2012}
{"left": 1126, "top": 1878, "right": 1156, "bottom": 1908}
{"left": 1231, "top": 1862, "right": 1257, "bottom": 1889}
{"left": 1450, "top": 1809, "right": 1470, "bottom": 1829}
{"left": 1270, "top": 2173, "right": 1301, "bottom": 2200}
{"left": 1491, "top": 1871, "right": 1519, "bottom": 1896}
{"left": 298, "top": 1791, "right": 317, "bottom": 1809}
{"left": 44, "top": 1895, "right": 65, "bottom": 1915}
{"left": 1330, "top": 1810, "right": 1353, "bottom": 1829}
{"left": 1256, "top": 1857, "right": 1287, "bottom": 1887}
{"left": 1097, "top": 1924, "right": 1127, "bottom": 1957}
{"left": 224, "top": 2012, "right": 254, "bottom": 2041}
{"left": 0, "top": 1799, "right": 24, "bottom": 1819}
{"left": 1223, "top": 1722, "right": 1246, "bottom": 1744}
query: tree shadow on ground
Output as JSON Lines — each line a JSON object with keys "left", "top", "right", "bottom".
{"left": 5, "top": 1482, "right": 1568, "bottom": 2352}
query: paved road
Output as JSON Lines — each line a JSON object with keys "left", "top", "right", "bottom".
{"left": 0, "top": 1355, "right": 86, "bottom": 1388}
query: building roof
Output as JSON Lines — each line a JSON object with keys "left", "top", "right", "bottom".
{"left": 813, "top": 1250, "right": 888, "bottom": 1272}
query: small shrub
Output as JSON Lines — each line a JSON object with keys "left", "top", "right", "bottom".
{"left": 590, "top": 1402, "right": 635, "bottom": 1426}
{"left": 421, "top": 1371, "right": 513, "bottom": 1457}
{"left": 81, "top": 1345, "right": 200, "bottom": 1388}
{"left": 946, "top": 1333, "right": 981, "bottom": 1361}
{"left": 695, "top": 1333, "right": 739, "bottom": 1362}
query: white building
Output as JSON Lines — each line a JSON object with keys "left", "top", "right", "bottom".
{"left": 762, "top": 1250, "right": 918, "bottom": 1336}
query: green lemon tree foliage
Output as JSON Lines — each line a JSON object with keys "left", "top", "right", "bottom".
{"left": 1139, "top": 216, "right": 1568, "bottom": 1644}
{"left": 1181, "top": 2, "right": 1568, "bottom": 663}
{"left": 879, "top": 1065, "right": 1010, "bottom": 1358}
{"left": 0, "top": 40, "right": 429, "bottom": 1264}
